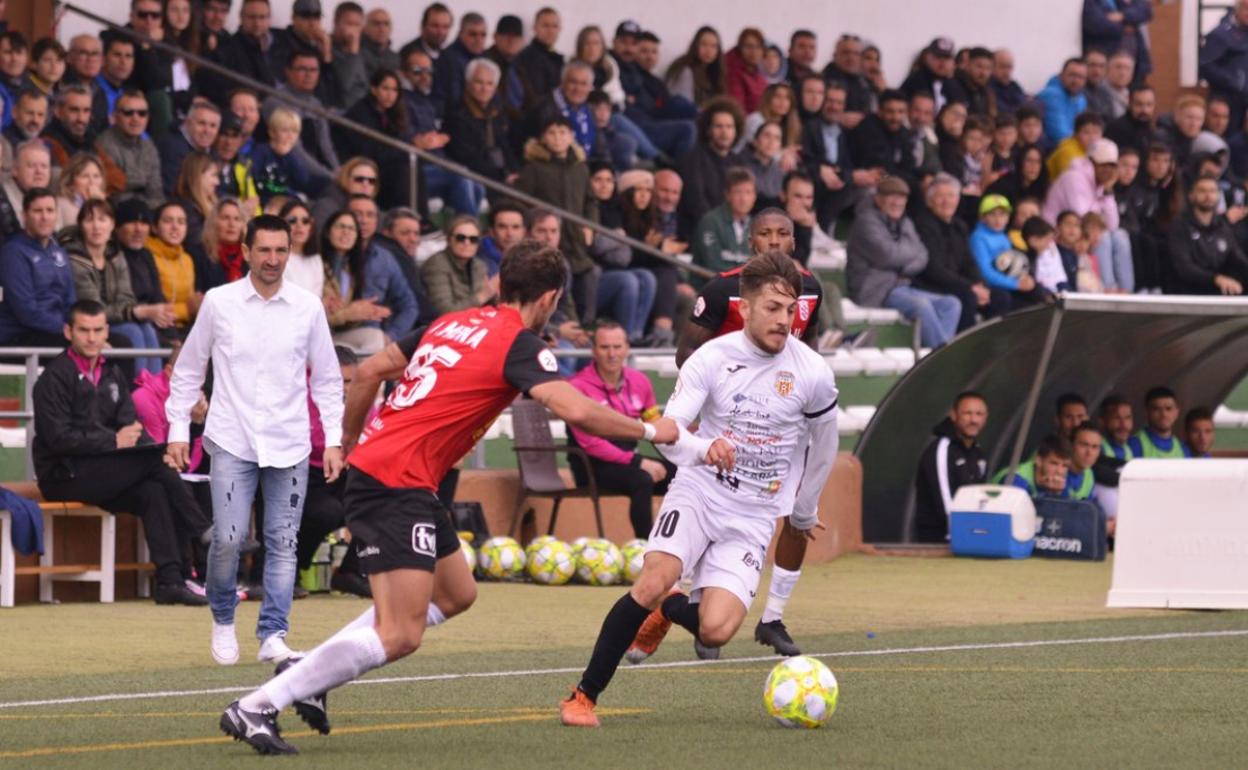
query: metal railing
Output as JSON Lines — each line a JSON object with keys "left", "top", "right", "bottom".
{"left": 57, "top": 1, "right": 713, "bottom": 280}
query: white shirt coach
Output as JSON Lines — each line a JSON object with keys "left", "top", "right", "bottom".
{"left": 166, "top": 278, "right": 344, "bottom": 468}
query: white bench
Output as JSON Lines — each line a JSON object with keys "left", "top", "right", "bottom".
{"left": 0, "top": 501, "right": 152, "bottom": 608}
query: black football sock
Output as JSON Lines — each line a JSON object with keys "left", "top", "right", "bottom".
{"left": 576, "top": 593, "right": 652, "bottom": 702}
{"left": 662, "top": 594, "right": 701, "bottom": 638}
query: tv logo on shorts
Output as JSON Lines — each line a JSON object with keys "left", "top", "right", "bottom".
{"left": 411, "top": 523, "right": 437, "bottom": 557}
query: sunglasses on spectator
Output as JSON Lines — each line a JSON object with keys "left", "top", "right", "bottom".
{"left": 351, "top": 175, "right": 377, "bottom": 185}
{"left": 453, "top": 233, "right": 481, "bottom": 244}
{"left": 410, "top": 66, "right": 430, "bottom": 75}
{"left": 136, "top": 10, "right": 162, "bottom": 19}
{"left": 287, "top": 216, "right": 312, "bottom": 225}
{"left": 119, "top": 108, "right": 148, "bottom": 117}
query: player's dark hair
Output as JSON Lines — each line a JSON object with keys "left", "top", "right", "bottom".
{"left": 1098, "top": 393, "right": 1130, "bottom": 417}
{"left": 1185, "top": 406, "right": 1214, "bottom": 428}
{"left": 1035, "top": 433, "right": 1073, "bottom": 460}
{"left": 1056, "top": 392, "right": 1087, "bottom": 415}
{"left": 499, "top": 239, "right": 568, "bottom": 305}
{"left": 245, "top": 213, "right": 291, "bottom": 248}
{"left": 740, "top": 250, "right": 801, "bottom": 300}
{"left": 1145, "top": 386, "right": 1177, "bottom": 405}
{"left": 66, "top": 299, "right": 107, "bottom": 325}
{"left": 953, "top": 390, "right": 987, "bottom": 410}
{"left": 749, "top": 207, "right": 793, "bottom": 238}
{"left": 1072, "top": 420, "right": 1100, "bottom": 440}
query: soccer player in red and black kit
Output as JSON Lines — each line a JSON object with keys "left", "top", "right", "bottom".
{"left": 219, "top": 242, "right": 679, "bottom": 755}
{"left": 676, "top": 208, "right": 824, "bottom": 658}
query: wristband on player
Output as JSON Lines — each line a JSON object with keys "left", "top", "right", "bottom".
{"left": 641, "top": 421, "right": 657, "bottom": 441}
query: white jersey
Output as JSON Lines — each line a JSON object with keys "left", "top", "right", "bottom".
{"left": 661, "top": 331, "right": 839, "bottom": 521}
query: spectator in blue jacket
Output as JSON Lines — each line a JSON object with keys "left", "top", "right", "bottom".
{"left": 0, "top": 187, "right": 76, "bottom": 346}
{"left": 431, "top": 12, "right": 487, "bottom": 109}
{"left": 970, "top": 194, "right": 1049, "bottom": 309}
{"left": 349, "top": 195, "right": 418, "bottom": 340}
{"left": 1199, "top": 1, "right": 1248, "bottom": 130}
{"left": 1083, "top": 0, "right": 1153, "bottom": 81}
{"left": 1037, "top": 58, "right": 1089, "bottom": 147}
{"left": 990, "top": 50, "right": 1028, "bottom": 117}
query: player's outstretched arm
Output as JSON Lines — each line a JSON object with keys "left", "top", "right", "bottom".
{"left": 529, "top": 380, "right": 678, "bottom": 443}
{"left": 342, "top": 342, "right": 410, "bottom": 451}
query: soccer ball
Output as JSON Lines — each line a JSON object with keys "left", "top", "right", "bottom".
{"left": 569, "top": 536, "right": 592, "bottom": 557}
{"left": 526, "top": 539, "right": 576, "bottom": 585}
{"left": 621, "top": 538, "right": 647, "bottom": 583}
{"left": 994, "top": 249, "right": 1031, "bottom": 279}
{"left": 477, "top": 536, "right": 526, "bottom": 580}
{"left": 763, "top": 656, "right": 839, "bottom": 729}
{"left": 575, "top": 538, "right": 624, "bottom": 586}
{"left": 459, "top": 538, "right": 476, "bottom": 574}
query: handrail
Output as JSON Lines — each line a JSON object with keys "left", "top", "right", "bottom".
{"left": 57, "top": 1, "right": 714, "bottom": 279}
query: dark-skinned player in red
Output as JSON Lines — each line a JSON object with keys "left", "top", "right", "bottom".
{"left": 218, "top": 241, "right": 679, "bottom": 755}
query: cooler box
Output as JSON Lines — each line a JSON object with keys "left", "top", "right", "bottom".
{"left": 948, "top": 485, "right": 1036, "bottom": 559}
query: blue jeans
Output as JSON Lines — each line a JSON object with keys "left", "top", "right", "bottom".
{"left": 1094, "top": 228, "right": 1135, "bottom": 292}
{"left": 624, "top": 106, "right": 697, "bottom": 157}
{"left": 205, "top": 438, "right": 309, "bottom": 640}
{"left": 883, "top": 285, "right": 962, "bottom": 348}
{"left": 610, "top": 113, "right": 658, "bottom": 159}
{"left": 598, "top": 269, "right": 657, "bottom": 340}
{"left": 423, "top": 163, "right": 486, "bottom": 216}
{"left": 110, "top": 321, "right": 163, "bottom": 374}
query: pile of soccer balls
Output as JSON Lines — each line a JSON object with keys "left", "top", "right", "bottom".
{"left": 463, "top": 534, "right": 646, "bottom": 586}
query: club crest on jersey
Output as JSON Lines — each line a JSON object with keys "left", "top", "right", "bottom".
{"left": 774, "top": 371, "right": 794, "bottom": 397}
{"left": 537, "top": 348, "right": 558, "bottom": 372}
{"left": 797, "top": 300, "right": 810, "bottom": 322}
{"left": 766, "top": 479, "right": 782, "bottom": 495}
{"left": 693, "top": 296, "right": 706, "bottom": 317}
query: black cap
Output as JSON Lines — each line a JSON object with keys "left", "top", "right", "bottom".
{"left": 219, "top": 111, "right": 243, "bottom": 134}
{"left": 615, "top": 20, "right": 642, "bottom": 39}
{"left": 927, "top": 36, "right": 955, "bottom": 58}
{"left": 114, "top": 198, "right": 152, "bottom": 226}
{"left": 496, "top": 14, "right": 523, "bottom": 37}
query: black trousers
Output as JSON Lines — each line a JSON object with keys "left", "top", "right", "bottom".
{"left": 38, "top": 449, "right": 211, "bottom": 586}
{"left": 572, "top": 455, "right": 677, "bottom": 539}
{"left": 950, "top": 284, "right": 1013, "bottom": 332}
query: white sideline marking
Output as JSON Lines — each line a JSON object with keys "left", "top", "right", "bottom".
{"left": 1, "top": 628, "right": 1245, "bottom": 711}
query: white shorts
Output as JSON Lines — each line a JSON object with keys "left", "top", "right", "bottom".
{"left": 645, "top": 482, "right": 776, "bottom": 610}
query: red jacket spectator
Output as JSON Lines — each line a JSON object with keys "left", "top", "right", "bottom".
{"left": 725, "top": 35, "right": 767, "bottom": 114}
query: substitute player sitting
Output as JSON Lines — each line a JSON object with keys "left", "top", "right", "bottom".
{"left": 561, "top": 251, "right": 840, "bottom": 727}
{"left": 219, "top": 241, "right": 679, "bottom": 755}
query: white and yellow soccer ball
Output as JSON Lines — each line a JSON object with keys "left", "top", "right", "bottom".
{"left": 763, "top": 656, "right": 839, "bottom": 729}
{"left": 526, "top": 539, "right": 576, "bottom": 585}
{"left": 459, "top": 538, "right": 476, "bottom": 575}
{"left": 575, "top": 538, "right": 624, "bottom": 585}
{"left": 477, "top": 536, "right": 526, "bottom": 580}
{"left": 569, "top": 536, "right": 592, "bottom": 558}
{"left": 621, "top": 538, "right": 647, "bottom": 583}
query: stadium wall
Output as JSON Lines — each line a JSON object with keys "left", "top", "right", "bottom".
{"left": 64, "top": 0, "right": 1085, "bottom": 94}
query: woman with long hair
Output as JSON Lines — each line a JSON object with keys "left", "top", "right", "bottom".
{"left": 724, "top": 27, "right": 767, "bottom": 114}
{"left": 618, "top": 170, "right": 681, "bottom": 347}
{"left": 576, "top": 25, "right": 625, "bottom": 108}
{"left": 745, "top": 122, "right": 786, "bottom": 205}
{"left": 145, "top": 200, "right": 199, "bottom": 338}
{"left": 319, "top": 209, "right": 391, "bottom": 353}
{"left": 56, "top": 153, "right": 107, "bottom": 228}
{"left": 66, "top": 199, "right": 169, "bottom": 374}
{"left": 171, "top": 150, "right": 220, "bottom": 267}
{"left": 987, "top": 143, "right": 1049, "bottom": 207}
{"left": 337, "top": 69, "right": 431, "bottom": 211}
{"left": 280, "top": 200, "right": 323, "bottom": 297}
{"left": 584, "top": 165, "right": 656, "bottom": 343}
{"left": 737, "top": 82, "right": 802, "bottom": 168}
{"left": 198, "top": 197, "right": 248, "bottom": 290}
{"left": 665, "top": 26, "right": 725, "bottom": 107}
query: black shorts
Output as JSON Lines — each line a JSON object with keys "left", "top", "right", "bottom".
{"left": 344, "top": 468, "right": 461, "bottom": 574}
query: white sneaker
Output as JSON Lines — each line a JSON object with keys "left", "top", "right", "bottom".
{"left": 257, "top": 633, "right": 301, "bottom": 664}
{"left": 211, "top": 622, "right": 239, "bottom": 665}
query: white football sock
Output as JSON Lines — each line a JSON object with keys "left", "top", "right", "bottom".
{"left": 427, "top": 603, "right": 447, "bottom": 627}
{"left": 259, "top": 626, "right": 387, "bottom": 711}
{"left": 760, "top": 567, "right": 801, "bottom": 624}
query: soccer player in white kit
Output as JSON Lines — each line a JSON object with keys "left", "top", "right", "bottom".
{"left": 561, "top": 251, "right": 840, "bottom": 727}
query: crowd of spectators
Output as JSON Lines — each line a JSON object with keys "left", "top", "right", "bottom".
{"left": 2, "top": 0, "right": 1245, "bottom": 361}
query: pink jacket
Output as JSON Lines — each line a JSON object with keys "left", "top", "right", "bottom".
{"left": 1043, "top": 157, "right": 1119, "bottom": 230}
{"left": 132, "top": 369, "right": 204, "bottom": 472}
{"left": 724, "top": 47, "right": 766, "bottom": 114}
{"left": 568, "top": 364, "right": 656, "bottom": 465}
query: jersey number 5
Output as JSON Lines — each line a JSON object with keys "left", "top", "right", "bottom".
{"left": 388, "top": 344, "right": 463, "bottom": 410}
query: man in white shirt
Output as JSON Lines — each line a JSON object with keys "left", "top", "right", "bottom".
{"left": 561, "top": 251, "right": 840, "bottom": 727}
{"left": 166, "top": 214, "right": 345, "bottom": 667}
